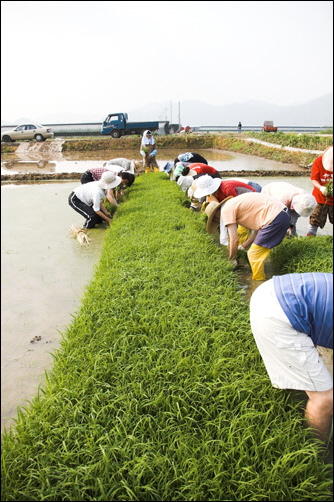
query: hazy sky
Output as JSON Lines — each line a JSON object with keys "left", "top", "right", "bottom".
{"left": 1, "top": 0, "right": 333, "bottom": 122}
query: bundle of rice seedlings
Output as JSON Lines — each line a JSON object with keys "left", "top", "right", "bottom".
{"left": 69, "top": 225, "right": 91, "bottom": 245}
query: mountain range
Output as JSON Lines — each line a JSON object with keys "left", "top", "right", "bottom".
{"left": 2, "top": 93, "right": 332, "bottom": 128}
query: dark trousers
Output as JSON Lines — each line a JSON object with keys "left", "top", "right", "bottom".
{"left": 68, "top": 192, "right": 102, "bottom": 228}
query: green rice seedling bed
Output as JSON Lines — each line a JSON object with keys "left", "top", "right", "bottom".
{"left": 1, "top": 174, "right": 332, "bottom": 501}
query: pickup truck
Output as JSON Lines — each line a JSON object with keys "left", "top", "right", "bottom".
{"left": 262, "top": 121, "right": 278, "bottom": 132}
{"left": 101, "top": 113, "right": 170, "bottom": 138}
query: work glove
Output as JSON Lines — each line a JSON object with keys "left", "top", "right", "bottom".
{"left": 150, "top": 149, "right": 157, "bottom": 157}
{"left": 140, "top": 150, "right": 145, "bottom": 156}
{"left": 230, "top": 258, "right": 238, "bottom": 269}
{"left": 320, "top": 186, "right": 328, "bottom": 196}
{"left": 238, "top": 244, "right": 246, "bottom": 251}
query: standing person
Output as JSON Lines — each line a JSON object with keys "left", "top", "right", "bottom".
{"left": 307, "top": 146, "right": 333, "bottom": 236}
{"left": 237, "top": 121, "right": 242, "bottom": 133}
{"left": 173, "top": 152, "right": 208, "bottom": 165}
{"left": 204, "top": 192, "right": 290, "bottom": 280}
{"left": 140, "top": 130, "right": 159, "bottom": 173}
{"left": 262, "top": 181, "right": 316, "bottom": 236}
{"left": 68, "top": 171, "right": 122, "bottom": 228}
{"left": 182, "top": 163, "right": 221, "bottom": 179}
{"left": 250, "top": 272, "right": 333, "bottom": 442}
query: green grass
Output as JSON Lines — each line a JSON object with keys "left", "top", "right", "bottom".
{"left": 1, "top": 174, "right": 332, "bottom": 501}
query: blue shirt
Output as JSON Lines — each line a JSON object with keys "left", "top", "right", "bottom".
{"left": 273, "top": 273, "right": 333, "bottom": 349}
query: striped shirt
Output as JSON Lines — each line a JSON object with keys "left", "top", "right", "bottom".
{"left": 273, "top": 273, "right": 333, "bottom": 348}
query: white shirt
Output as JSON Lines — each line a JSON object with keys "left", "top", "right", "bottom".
{"left": 74, "top": 182, "right": 106, "bottom": 212}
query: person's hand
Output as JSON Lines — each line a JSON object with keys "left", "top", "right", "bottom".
{"left": 230, "top": 258, "right": 238, "bottom": 268}
{"left": 140, "top": 150, "right": 145, "bottom": 156}
{"left": 238, "top": 244, "right": 246, "bottom": 251}
{"left": 320, "top": 186, "right": 328, "bottom": 196}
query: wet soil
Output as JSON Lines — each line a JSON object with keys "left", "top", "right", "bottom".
{"left": 1, "top": 169, "right": 310, "bottom": 183}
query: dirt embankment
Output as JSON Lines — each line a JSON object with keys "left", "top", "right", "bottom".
{"left": 1, "top": 170, "right": 311, "bottom": 183}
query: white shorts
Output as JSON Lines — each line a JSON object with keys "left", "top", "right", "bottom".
{"left": 249, "top": 279, "right": 333, "bottom": 392}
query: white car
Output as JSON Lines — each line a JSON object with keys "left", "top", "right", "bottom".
{"left": 1, "top": 123, "right": 54, "bottom": 142}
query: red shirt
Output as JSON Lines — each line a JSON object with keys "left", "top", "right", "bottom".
{"left": 189, "top": 163, "right": 219, "bottom": 176}
{"left": 215, "top": 180, "right": 256, "bottom": 202}
{"left": 310, "top": 155, "right": 333, "bottom": 206}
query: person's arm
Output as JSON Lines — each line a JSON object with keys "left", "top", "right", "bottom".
{"left": 106, "top": 188, "right": 119, "bottom": 206}
{"left": 226, "top": 223, "right": 239, "bottom": 260}
{"left": 239, "top": 230, "right": 258, "bottom": 249}
{"left": 94, "top": 208, "right": 112, "bottom": 225}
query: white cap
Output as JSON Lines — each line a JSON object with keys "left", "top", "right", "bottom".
{"left": 292, "top": 193, "right": 316, "bottom": 217}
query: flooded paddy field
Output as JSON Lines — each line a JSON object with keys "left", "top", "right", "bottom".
{"left": 1, "top": 150, "right": 332, "bottom": 433}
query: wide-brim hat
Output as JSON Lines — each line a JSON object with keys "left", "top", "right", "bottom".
{"left": 187, "top": 168, "right": 197, "bottom": 177}
{"left": 205, "top": 196, "right": 233, "bottom": 234}
{"left": 322, "top": 146, "right": 333, "bottom": 172}
{"left": 177, "top": 175, "right": 194, "bottom": 192}
{"left": 292, "top": 193, "right": 316, "bottom": 217}
{"left": 97, "top": 172, "right": 122, "bottom": 189}
{"left": 193, "top": 174, "right": 221, "bottom": 199}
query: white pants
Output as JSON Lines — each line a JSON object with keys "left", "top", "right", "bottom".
{"left": 250, "top": 279, "right": 333, "bottom": 391}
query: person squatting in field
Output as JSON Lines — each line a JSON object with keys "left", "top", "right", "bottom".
{"left": 307, "top": 146, "right": 333, "bottom": 236}
{"left": 204, "top": 192, "right": 291, "bottom": 280}
{"left": 250, "top": 272, "right": 333, "bottom": 442}
{"left": 262, "top": 181, "right": 316, "bottom": 236}
{"left": 80, "top": 166, "right": 135, "bottom": 205}
{"left": 68, "top": 171, "right": 122, "bottom": 228}
{"left": 140, "top": 130, "right": 159, "bottom": 173}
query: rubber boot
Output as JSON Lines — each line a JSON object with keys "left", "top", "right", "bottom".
{"left": 306, "top": 224, "right": 318, "bottom": 236}
{"left": 145, "top": 167, "right": 150, "bottom": 174}
{"left": 153, "top": 167, "right": 160, "bottom": 173}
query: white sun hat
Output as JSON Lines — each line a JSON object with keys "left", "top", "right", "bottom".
{"left": 292, "top": 193, "right": 317, "bottom": 217}
{"left": 177, "top": 175, "right": 194, "bottom": 192}
{"left": 193, "top": 174, "right": 221, "bottom": 199}
{"left": 97, "top": 171, "right": 122, "bottom": 189}
{"left": 322, "top": 146, "right": 333, "bottom": 172}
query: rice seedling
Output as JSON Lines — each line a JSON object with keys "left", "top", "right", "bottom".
{"left": 1, "top": 173, "right": 332, "bottom": 501}
{"left": 69, "top": 225, "right": 91, "bottom": 245}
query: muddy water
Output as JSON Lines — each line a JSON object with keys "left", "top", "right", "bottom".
{"left": 1, "top": 182, "right": 106, "bottom": 432}
{"left": 1, "top": 147, "right": 305, "bottom": 175}
{"left": 1, "top": 152, "right": 333, "bottom": 434}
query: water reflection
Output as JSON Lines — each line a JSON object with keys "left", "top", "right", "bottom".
{"left": 1, "top": 148, "right": 304, "bottom": 175}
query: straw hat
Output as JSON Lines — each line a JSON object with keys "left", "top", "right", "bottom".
{"left": 292, "top": 193, "right": 316, "bottom": 217}
{"left": 193, "top": 174, "right": 221, "bottom": 198}
{"left": 97, "top": 171, "right": 122, "bottom": 189}
{"left": 205, "top": 196, "right": 233, "bottom": 234}
{"left": 322, "top": 146, "right": 333, "bottom": 172}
